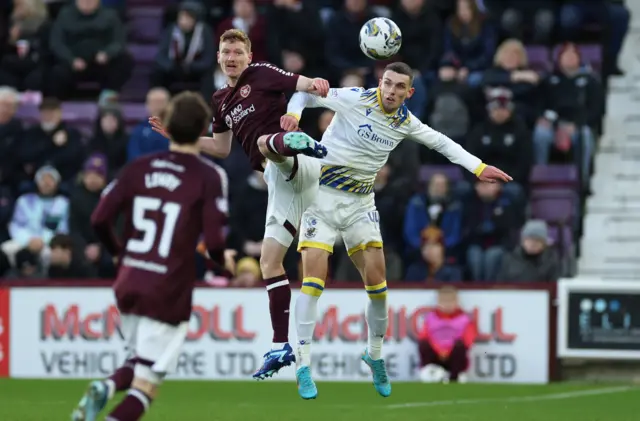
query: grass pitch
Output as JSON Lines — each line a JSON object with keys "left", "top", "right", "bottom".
{"left": 0, "top": 379, "right": 636, "bottom": 421}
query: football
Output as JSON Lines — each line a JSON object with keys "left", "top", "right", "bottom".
{"left": 359, "top": 17, "right": 402, "bottom": 60}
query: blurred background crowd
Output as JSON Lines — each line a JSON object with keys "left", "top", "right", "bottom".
{"left": 0, "top": 0, "right": 630, "bottom": 285}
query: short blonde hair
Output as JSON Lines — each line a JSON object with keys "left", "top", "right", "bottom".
{"left": 219, "top": 29, "right": 252, "bottom": 51}
{"left": 494, "top": 39, "right": 528, "bottom": 68}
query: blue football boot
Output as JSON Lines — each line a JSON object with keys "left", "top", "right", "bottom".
{"left": 362, "top": 350, "right": 392, "bottom": 397}
{"left": 283, "top": 132, "right": 327, "bottom": 159}
{"left": 253, "top": 343, "right": 296, "bottom": 380}
{"left": 71, "top": 380, "right": 108, "bottom": 421}
{"left": 296, "top": 366, "right": 318, "bottom": 400}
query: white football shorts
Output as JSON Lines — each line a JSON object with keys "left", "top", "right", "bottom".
{"left": 263, "top": 155, "right": 321, "bottom": 247}
{"left": 119, "top": 314, "right": 189, "bottom": 375}
{"left": 298, "top": 185, "right": 383, "bottom": 256}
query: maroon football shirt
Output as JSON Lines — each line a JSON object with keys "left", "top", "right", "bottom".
{"left": 211, "top": 62, "right": 300, "bottom": 170}
{"left": 91, "top": 151, "right": 227, "bottom": 325}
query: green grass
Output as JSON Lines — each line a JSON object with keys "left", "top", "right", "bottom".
{"left": 0, "top": 379, "right": 637, "bottom": 421}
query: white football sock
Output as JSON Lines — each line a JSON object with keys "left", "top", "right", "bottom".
{"left": 295, "top": 291, "right": 320, "bottom": 367}
{"left": 271, "top": 342, "right": 287, "bottom": 350}
{"left": 365, "top": 297, "right": 388, "bottom": 361}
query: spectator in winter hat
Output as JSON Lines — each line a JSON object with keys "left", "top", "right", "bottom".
{"left": 498, "top": 219, "right": 560, "bottom": 282}
{"left": 69, "top": 153, "right": 114, "bottom": 278}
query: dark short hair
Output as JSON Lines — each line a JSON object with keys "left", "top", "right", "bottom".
{"left": 50, "top": 234, "right": 74, "bottom": 250}
{"left": 39, "top": 97, "right": 61, "bottom": 111}
{"left": 383, "top": 62, "right": 414, "bottom": 86}
{"left": 164, "top": 91, "right": 211, "bottom": 145}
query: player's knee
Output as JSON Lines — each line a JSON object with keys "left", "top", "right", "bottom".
{"left": 259, "top": 252, "right": 284, "bottom": 278}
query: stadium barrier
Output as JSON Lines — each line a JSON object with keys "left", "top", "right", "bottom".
{"left": 557, "top": 278, "right": 640, "bottom": 360}
{"left": 0, "top": 281, "right": 556, "bottom": 383}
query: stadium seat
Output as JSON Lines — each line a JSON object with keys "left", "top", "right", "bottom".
{"left": 531, "top": 196, "right": 576, "bottom": 224}
{"left": 128, "top": 44, "right": 158, "bottom": 64}
{"left": 418, "top": 165, "right": 464, "bottom": 184}
{"left": 525, "top": 46, "right": 551, "bottom": 73}
{"left": 127, "top": 7, "right": 164, "bottom": 43}
{"left": 529, "top": 165, "right": 579, "bottom": 189}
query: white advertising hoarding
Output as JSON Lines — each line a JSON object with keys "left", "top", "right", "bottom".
{"left": 8, "top": 287, "right": 550, "bottom": 383}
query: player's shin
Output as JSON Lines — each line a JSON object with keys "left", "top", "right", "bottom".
{"left": 104, "top": 358, "right": 136, "bottom": 399}
{"left": 365, "top": 281, "right": 389, "bottom": 361}
{"left": 107, "top": 369, "right": 160, "bottom": 421}
{"left": 295, "top": 277, "right": 324, "bottom": 367}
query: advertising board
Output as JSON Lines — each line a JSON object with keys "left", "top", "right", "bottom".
{"left": 8, "top": 287, "right": 550, "bottom": 383}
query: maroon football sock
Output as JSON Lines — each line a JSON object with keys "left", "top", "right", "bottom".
{"left": 265, "top": 132, "right": 298, "bottom": 157}
{"left": 106, "top": 389, "right": 151, "bottom": 421}
{"left": 108, "top": 358, "right": 136, "bottom": 391}
{"left": 264, "top": 275, "right": 291, "bottom": 343}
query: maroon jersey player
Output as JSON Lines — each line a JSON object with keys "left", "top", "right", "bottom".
{"left": 71, "top": 92, "right": 226, "bottom": 421}
{"left": 149, "top": 29, "right": 330, "bottom": 379}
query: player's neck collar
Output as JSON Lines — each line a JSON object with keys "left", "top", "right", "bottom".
{"left": 375, "top": 88, "right": 398, "bottom": 117}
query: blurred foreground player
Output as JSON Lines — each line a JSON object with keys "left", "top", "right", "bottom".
{"left": 71, "top": 92, "right": 227, "bottom": 421}
{"left": 417, "top": 286, "right": 476, "bottom": 383}
{"left": 150, "top": 29, "right": 330, "bottom": 379}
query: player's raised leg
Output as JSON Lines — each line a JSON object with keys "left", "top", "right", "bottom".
{"left": 349, "top": 245, "right": 391, "bottom": 398}
{"left": 257, "top": 132, "right": 327, "bottom": 161}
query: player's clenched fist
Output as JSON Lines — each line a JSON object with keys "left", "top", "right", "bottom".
{"left": 149, "top": 116, "right": 170, "bottom": 139}
{"left": 280, "top": 113, "right": 300, "bottom": 132}
{"left": 477, "top": 165, "right": 513, "bottom": 183}
{"left": 309, "top": 78, "right": 330, "bottom": 97}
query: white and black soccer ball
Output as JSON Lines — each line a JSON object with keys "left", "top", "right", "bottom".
{"left": 359, "top": 17, "right": 402, "bottom": 60}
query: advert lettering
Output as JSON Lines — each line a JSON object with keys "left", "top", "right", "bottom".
{"left": 175, "top": 352, "right": 206, "bottom": 376}
{"left": 214, "top": 352, "right": 256, "bottom": 376}
{"left": 41, "top": 305, "right": 121, "bottom": 341}
{"left": 41, "top": 351, "right": 119, "bottom": 375}
{"left": 474, "top": 353, "right": 517, "bottom": 379}
{"left": 314, "top": 306, "right": 517, "bottom": 343}
{"left": 187, "top": 306, "right": 256, "bottom": 341}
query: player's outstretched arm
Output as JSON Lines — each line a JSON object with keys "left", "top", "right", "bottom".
{"left": 149, "top": 116, "right": 232, "bottom": 159}
{"left": 408, "top": 121, "right": 512, "bottom": 183}
{"left": 198, "top": 131, "right": 232, "bottom": 159}
{"left": 295, "top": 76, "right": 329, "bottom": 97}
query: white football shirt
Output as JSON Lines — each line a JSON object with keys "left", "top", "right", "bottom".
{"left": 287, "top": 87, "right": 483, "bottom": 194}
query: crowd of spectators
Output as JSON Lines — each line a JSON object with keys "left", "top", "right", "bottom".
{"left": 0, "top": 0, "right": 631, "bottom": 284}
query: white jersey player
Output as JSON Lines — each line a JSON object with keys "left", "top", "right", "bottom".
{"left": 282, "top": 62, "right": 512, "bottom": 400}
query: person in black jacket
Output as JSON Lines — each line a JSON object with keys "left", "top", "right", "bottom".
{"left": 69, "top": 153, "right": 115, "bottom": 278}
{"left": 533, "top": 42, "right": 603, "bottom": 186}
{"left": 482, "top": 39, "right": 541, "bottom": 127}
{"left": 0, "top": 0, "right": 50, "bottom": 92}
{"left": 88, "top": 104, "right": 127, "bottom": 178}
{"left": 466, "top": 87, "right": 531, "bottom": 213}
{"left": 47, "top": 233, "right": 96, "bottom": 279}
{"left": 392, "top": 0, "right": 443, "bottom": 74}
{"left": 267, "top": 0, "right": 326, "bottom": 77}
{"left": 462, "top": 180, "right": 517, "bottom": 282}
{"left": 0, "top": 87, "right": 23, "bottom": 192}
{"left": 48, "top": 0, "right": 133, "bottom": 99}
{"left": 324, "top": 0, "right": 375, "bottom": 81}
{"left": 16, "top": 98, "right": 85, "bottom": 186}
{"left": 151, "top": 1, "right": 215, "bottom": 98}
